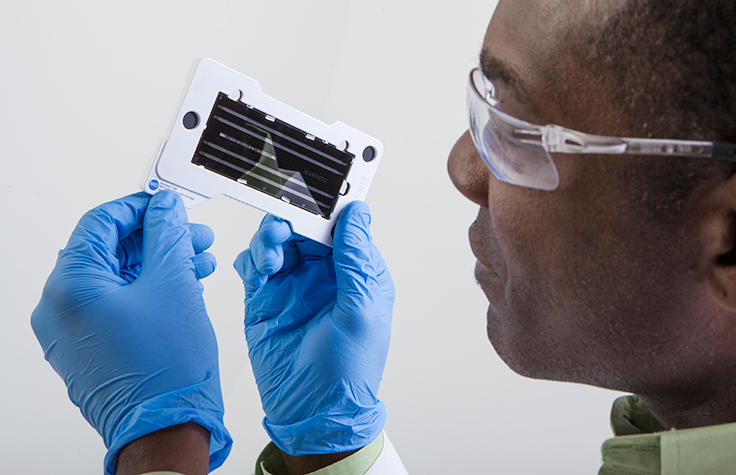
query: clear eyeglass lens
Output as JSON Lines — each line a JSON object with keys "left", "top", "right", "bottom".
{"left": 467, "top": 68, "right": 560, "bottom": 191}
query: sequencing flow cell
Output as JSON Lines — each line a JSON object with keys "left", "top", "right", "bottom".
{"left": 141, "top": 58, "right": 383, "bottom": 246}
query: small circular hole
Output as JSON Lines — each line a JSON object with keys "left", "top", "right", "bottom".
{"left": 337, "top": 140, "right": 349, "bottom": 152}
{"left": 228, "top": 89, "right": 242, "bottom": 101}
{"left": 182, "top": 111, "right": 199, "bottom": 130}
{"left": 339, "top": 180, "right": 350, "bottom": 196}
{"left": 362, "top": 146, "right": 376, "bottom": 162}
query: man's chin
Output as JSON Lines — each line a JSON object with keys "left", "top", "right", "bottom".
{"left": 485, "top": 310, "right": 583, "bottom": 383}
{"left": 484, "top": 305, "right": 535, "bottom": 377}
{"left": 487, "top": 321, "right": 624, "bottom": 390}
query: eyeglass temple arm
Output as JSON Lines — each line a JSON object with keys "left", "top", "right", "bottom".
{"left": 542, "top": 125, "right": 736, "bottom": 163}
{"left": 712, "top": 142, "right": 736, "bottom": 163}
{"left": 624, "top": 139, "right": 736, "bottom": 163}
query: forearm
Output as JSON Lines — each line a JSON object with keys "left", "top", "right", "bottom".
{"left": 115, "top": 422, "right": 210, "bottom": 475}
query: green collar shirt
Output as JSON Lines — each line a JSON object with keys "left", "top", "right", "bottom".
{"left": 601, "top": 395, "right": 736, "bottom": 475}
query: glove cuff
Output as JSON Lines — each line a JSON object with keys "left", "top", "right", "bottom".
{"left": 102, "top": 388, "right": 232, "bottom": 475}
{"left": 263, "top": 401, "right": 386, "bottom": 456}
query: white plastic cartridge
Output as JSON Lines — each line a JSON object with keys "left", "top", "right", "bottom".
{"left": 141, "top": 58, "right": 383, "bottom": 246}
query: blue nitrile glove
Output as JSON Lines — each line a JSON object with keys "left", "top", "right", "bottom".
{"left": 233, "top": 201, "right": 394, "bottom": 455}
{"left": 31, "top": 191, "right": 232, "bottom": 475}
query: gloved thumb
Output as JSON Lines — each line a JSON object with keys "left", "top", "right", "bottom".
{"left": 250, "top": 215, "right": 292, "bottom": 275}
{"left": 332, "top": 201, "right": 393, "bottom": 326}
{"left": 234, "top": 248, "right": 268, "bottom": 298}
{"left": 141, "top": 190, "right": 194, "bottom": 277}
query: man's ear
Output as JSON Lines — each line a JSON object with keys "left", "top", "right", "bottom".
{"left": 703, "top": 172, "right": 736, "bottom": 311}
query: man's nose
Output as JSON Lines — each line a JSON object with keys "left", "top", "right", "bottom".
{"left": 447, "top": 130, "right": 490, "bottom": 206}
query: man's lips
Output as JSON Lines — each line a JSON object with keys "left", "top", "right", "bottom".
{"left": 474, "top": 258, "right": 498, "bottom": 283}
{"left": 468, "top": 207, "right": 507, "bottom": 291}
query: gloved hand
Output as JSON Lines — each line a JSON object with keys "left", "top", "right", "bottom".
{"left": 233, "top": 201, "right": 395, "bottom": 456}
{"left": 31, "top": 191, "right": 232, "bottom": 475}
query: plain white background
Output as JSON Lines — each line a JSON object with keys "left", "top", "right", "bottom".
{"left": 1, "top": 1, "right": 625, "bottom": 473}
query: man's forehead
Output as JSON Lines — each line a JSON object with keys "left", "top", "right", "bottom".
{"left": 480, "top": 0, "right": 629, "bottom": 123}
{"left": 482, "top": 0, "right": 628, "bottom": 70}
{"left": 489, "top": 0, "right": 628, "bottom": 26}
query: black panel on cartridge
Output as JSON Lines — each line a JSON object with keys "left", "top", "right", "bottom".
{"left": 191, "top": 93, "right": 354, "bottom": 220}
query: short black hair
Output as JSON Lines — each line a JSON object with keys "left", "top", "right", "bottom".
{"left": 591, "top": 0, "right": 735, "bottom": 143}
{"left": 579, "top": 0, "right": 736, "bottom": 216}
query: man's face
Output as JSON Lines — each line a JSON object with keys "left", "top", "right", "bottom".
{"left": 447, "top": 0, "right": 720, "bottom": 393}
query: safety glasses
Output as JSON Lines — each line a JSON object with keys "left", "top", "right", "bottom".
{"left": 467, "top": 67, "right": 736, "bottom": 190}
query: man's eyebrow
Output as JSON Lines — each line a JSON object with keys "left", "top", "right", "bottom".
{"left": 479, "top": 49, "right": 528, "bottom": 104}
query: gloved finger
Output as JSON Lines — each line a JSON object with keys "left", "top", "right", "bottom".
{"left": 119, "top": 263, "right": 141, "bottom": 284}
{"left": 376, "top": 257, "right": 396, "bottom": 308}
{"left": 260, "top": 215, "right": 293, "bottom": 246}
{"left": 116, "top": 228, "right": 144, "bottom": 271}
{"left": 234, "top": 248, "right": 268, "bottom": 297}
{"left": 281, "top": 239, "right": 303, "bottom": 272}
{"left": 141, "top": 190, "right": 193, "bottom": 275}
{"left": 189, "top": 223, "right": 215, "bottom": 254}
{"left": 291, "top": 234, "right": 331, "bottom": 261}
{"left": 62, "top": 192, "right": 152, "bottom": 275}
{"left": 332, "top": 201, "right": 394, "bottom": 325}
{"left": 115, "top": 223, "right": 213, "bottom": 273}
{"left": 193, "top": 251, "right": 217, "bottom": 279}
{"left": 250, "top": 215, "right": 292, "bottom": 275}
